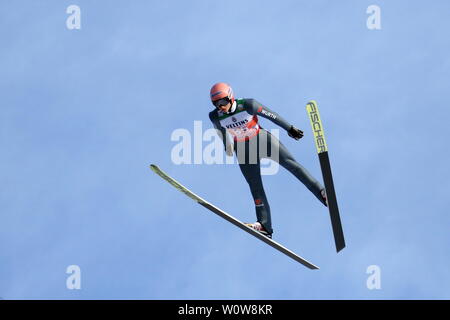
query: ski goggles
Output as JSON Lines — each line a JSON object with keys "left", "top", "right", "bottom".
{"left": 213, "top": 97, "right": 231, "bottom": 108}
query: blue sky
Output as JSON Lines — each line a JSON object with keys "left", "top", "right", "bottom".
{"left": 1, "top": 0, "right": 449, "bottom": 299}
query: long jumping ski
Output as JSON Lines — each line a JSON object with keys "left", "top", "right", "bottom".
{"left": 306, "top": 100, "right": 346, "bottom": 252}
{"left": 150, "top": 164, "right": 319, "bottom": 269}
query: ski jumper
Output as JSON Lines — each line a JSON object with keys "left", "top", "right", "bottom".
{"left": 209, "top": 98, "right": 325, "bottom": 235}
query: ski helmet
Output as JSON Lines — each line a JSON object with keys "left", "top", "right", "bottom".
{"left": 210, "top": 82, "right": 235, "bottom": 106}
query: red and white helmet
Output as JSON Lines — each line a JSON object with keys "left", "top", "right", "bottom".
{"left": 210, "top": 82, "right": 235, "bottom": 106}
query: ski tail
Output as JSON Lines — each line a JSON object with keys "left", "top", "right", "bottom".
{"left": 319, "top": 151, "right": 345, "bottom": 252}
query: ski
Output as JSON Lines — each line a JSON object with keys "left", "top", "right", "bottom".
{"left": 306, "top": 100, "right": 346, "bottom": 252}
{"left": 149, "top": 164, "right": 319, "bottom": 269}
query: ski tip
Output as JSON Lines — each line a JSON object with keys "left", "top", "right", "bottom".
{"left": 149, "top": 164, "right": 161, "bottom": 174}
{"left": 306, "top": 100, "right": 318, "bottom": 108}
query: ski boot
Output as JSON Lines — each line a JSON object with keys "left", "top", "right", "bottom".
{"left": 245, "top": 222, "right": 272, "bottom": 239}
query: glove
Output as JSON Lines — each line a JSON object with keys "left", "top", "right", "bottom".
{"left": 288, "top": 125, "right": 304, "bottom": 140}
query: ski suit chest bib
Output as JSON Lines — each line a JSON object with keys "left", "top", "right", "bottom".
{"left": 218, "top": 100, "right": 260, "bottom": 142}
